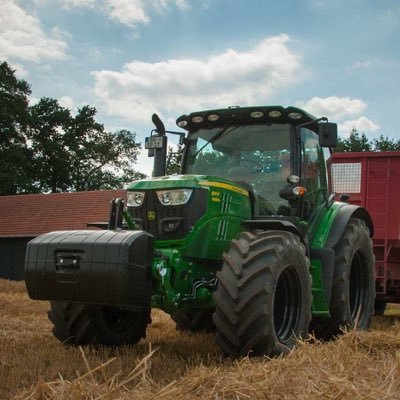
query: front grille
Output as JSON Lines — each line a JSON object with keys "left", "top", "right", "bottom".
{"left": 127, "top": 189, "right": 208, "bottom": 240}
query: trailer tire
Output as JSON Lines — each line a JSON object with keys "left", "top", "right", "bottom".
{"left": 48, "top": 301, "right": 151, "bottom": 345}
{"left": 311, "top": 218, "right": 375, "bottom": 340}
{"left": 213, "top": 231, "right": 312, "bottom": 357}
{"left": 171, "top": 310, "right": 216, "bottom": 332}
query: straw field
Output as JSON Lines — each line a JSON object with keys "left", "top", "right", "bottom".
{"left": 1, "top": 278, "right": 400, "bottom": 400}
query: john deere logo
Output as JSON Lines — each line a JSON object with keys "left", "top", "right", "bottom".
{"left": 147, "top": 211, "right": 156, "bottom": 220}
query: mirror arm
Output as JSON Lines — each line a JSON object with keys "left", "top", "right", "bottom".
{"left": 296, "top": 116, "right": 328, "bottom": 129}
{"left": 165, "top": 130, "right": 186, "bottom": 145}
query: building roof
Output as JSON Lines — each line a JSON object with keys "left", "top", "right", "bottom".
{"left": 0, "top": 190, "right": 126, "bottom": 238}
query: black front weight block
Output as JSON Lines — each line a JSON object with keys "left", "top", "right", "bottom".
{"left": 25, "top": 230, "right": 154, "bottom": 308}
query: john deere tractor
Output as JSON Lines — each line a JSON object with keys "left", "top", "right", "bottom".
{"left": 25, "top": 105, "right": 375, "bottom": 356}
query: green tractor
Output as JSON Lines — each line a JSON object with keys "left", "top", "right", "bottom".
{"left": 25, "top": 105, "right": 375, "bottom": 357}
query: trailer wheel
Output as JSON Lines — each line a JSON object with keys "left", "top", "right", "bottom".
{"left": 374, "top": 300, "right": 387, "bottom": 316}
{"left": 312, "top": 218, "right": 375, "bottom": 340}
{"left": 48, "top": 301, "right": 151, "bottom": 345}
{"left": 213, "top": 231, "right": 311, "bottom": 357}
{"left": 171, "top": 310, "right": 216, "bottom": 332}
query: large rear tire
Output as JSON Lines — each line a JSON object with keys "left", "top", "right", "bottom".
{"left": 48, "top": 301, "right": 151, "bottom": 345}
{"left": 311, "top": 218, "right": 375, "bottom": 340}
{"left": 171, "top": 310, "right": 215, "bottom": 332}
{"left": 213, "top": 231, "right": 312, "bottom": 357}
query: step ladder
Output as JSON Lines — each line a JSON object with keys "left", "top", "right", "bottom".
{"left": 370, "top": 157, "right": 391, "bottom": 295}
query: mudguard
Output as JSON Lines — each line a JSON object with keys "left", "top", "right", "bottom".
{"left": 25, "top": 230, "right": 154, "bottom": 308}
{"left": 325, "top": 204, "right": 374, "bottom": 249}
{"left": 242, "top": 218, "right": 308, "bottom": 248}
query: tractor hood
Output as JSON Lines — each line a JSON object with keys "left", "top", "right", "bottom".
{"left": 126, "top": 174, "right": 249, "bottom": 197}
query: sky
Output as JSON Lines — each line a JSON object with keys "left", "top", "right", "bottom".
{"left": 1, "top": 0, "right": 399, "bottom": 175}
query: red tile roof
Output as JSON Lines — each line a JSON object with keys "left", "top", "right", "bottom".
{"left": 0, "top": 190, "right": 127, "bottom": 237}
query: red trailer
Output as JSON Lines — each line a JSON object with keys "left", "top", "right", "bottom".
{"left": 331, "top": 151, "right": 400, "bottom": 312}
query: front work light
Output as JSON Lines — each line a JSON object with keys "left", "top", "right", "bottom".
{"left": 127, "top": 191, "right": 145, "bottom": 207}
{"left": 156, "top": 189, "right": 193, "bottom": 206}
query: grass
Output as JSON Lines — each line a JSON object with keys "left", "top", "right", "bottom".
{"left": 2, "top": 279, "right": 400, "bottom": 399}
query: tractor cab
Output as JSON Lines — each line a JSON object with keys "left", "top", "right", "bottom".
{"left": 177, "top": 106, "right": 337, "bottom": 220}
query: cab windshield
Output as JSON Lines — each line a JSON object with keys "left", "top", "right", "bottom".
{"left": 184, "top": 124, "right": 292, "bottom": 215}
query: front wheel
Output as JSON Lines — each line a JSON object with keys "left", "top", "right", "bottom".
{"left": 311, "top": 218, "right": 375, "bottom": 340}
{"left": 48, "top": 301, "right": 151, "bottom": 345}
{"left": 213, "top": 231, "right": 312, "bottom": 357}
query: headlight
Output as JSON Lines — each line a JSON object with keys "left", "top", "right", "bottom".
{"left": 127, "top": 191, "right": 145, "bottom": 207}
{"left": 156, "top": 189, "right": 193, "bottom": 206}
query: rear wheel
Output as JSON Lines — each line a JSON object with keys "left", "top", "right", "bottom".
{"left": 312, "top": 218, "right": 375, "bottom": 340}
{"left": 48, "top": 301, "right": 151, "bottom": 345}
{"left": 171, "top": 310, "right": 215, "bottom": 332}
{"left": 213, "top": 231, "right": 312, "bottom": 357}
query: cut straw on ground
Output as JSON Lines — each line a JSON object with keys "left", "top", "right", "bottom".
{"left": 2, "top": 279, "right": 400, "bottom": 400}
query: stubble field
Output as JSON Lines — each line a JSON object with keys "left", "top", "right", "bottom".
{"left": 1, "top": 278, "right": 400, "bottom": 399}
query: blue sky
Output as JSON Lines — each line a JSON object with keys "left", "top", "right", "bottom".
{"left": 1, "top": 0, "right": 399, "bottom": 175}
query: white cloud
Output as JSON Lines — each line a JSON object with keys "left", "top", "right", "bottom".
{"left": 58, "top": 95, "right": 75, "bottom": 111}
{"left": 377, "top": 7, "right": 400, "bottom": 30}
{"left": 7, "top": 61, "right": 28, "bottom": 77}
{"left": 60, "top": 0, "right": 96, "bottom": 7}
{"left": 339, "top": 117, "right": 380, "bottom": 137}
{"left": 295, "top": 96, "right": 367, "bottom": 120}
{"left": 0, "top": 0, "right": 67, "bottom": 62}
{"left": 152, "top": 0, "right": 189, "bottom": 11}
{"left": 296, "top": 96, "right": 380, "bottom": 137}
{"left": 102, "top": 0, "right": 149, "bottom": 26}
{"left": 350, "top": 59, "right": 381, "bottom": 70}
{"left": 60, "top": 0, "right": 189, "bottom": 26}
{"left": 175, "top": 0, "right": 189, "bottom": 10}
{"left": 92, "top": 35, "right": 301, "bottom": 124}
{"left": 29, "top": 97, "right": 40, "bottom": 106}
{"left": 137, "top": 148, "right": 154, "bottom": 177}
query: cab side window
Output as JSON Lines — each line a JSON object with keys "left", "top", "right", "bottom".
{"left": 300, "top": 128, "right": 327, "bottom": 218}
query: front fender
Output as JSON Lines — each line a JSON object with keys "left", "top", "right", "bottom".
{"left": 325, "top": 204, "right": 373, "bottom": 249}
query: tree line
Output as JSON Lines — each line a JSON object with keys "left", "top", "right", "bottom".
{"left": 0, "top": 61, "right": 145, "bottom": 195}
{"left": 335, "top": 127, "right": 400, "bottom": 152}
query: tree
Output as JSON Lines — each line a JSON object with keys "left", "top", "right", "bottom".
{"left": 0, "top": 60, "right": 146, "bottom": 194}
{"left": 335, "top": 127, "right": 372, "bottom": 152}
{"left": 372, "top": 135, "right": 400, "bottom": 151}
{"left": 28, "top": 99, "right": 144, "bottom": 193}
{"left": 166, "top": 145, "right": 183, "bottom": 175}
{"left": 335, "top": 127, "right": 400, "bottom": 154}
{"left": 0, "top": 62, "right": 31, "bottom": 194}
{"left": 28, "top": 97, "right": 72, "bottom": 192}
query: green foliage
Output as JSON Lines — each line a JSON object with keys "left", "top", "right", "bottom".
{"left": 166, "top": 145, "right": 183, "bottom": 175}
{"left": 334, "top": 127, "right": 400, "bottom": 153}
{"left": 189, "top": 152, "right": 229, "bottom": 176}
{"left": 0, "top": 61, "right": 143, "bottom": 194}
{"left": 335, "top": 128, "right": 372, "bottom": 152}
{"left": 0, "top": 62, "right": 32, "bottom": 194}
{"left": 372, "top": 135, "right": 400, "bottom": 151}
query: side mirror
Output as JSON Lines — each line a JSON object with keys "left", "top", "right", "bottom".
{"left": 318, "top": 122, "right": 337, "bottom": 148}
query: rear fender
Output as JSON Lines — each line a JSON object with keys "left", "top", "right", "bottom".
{"left": 310, "top": 203, "right": 373, "bottom": 314}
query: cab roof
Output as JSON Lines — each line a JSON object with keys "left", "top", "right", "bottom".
{"left": 176, "top": 105, "right": 319, "bottom": 132}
